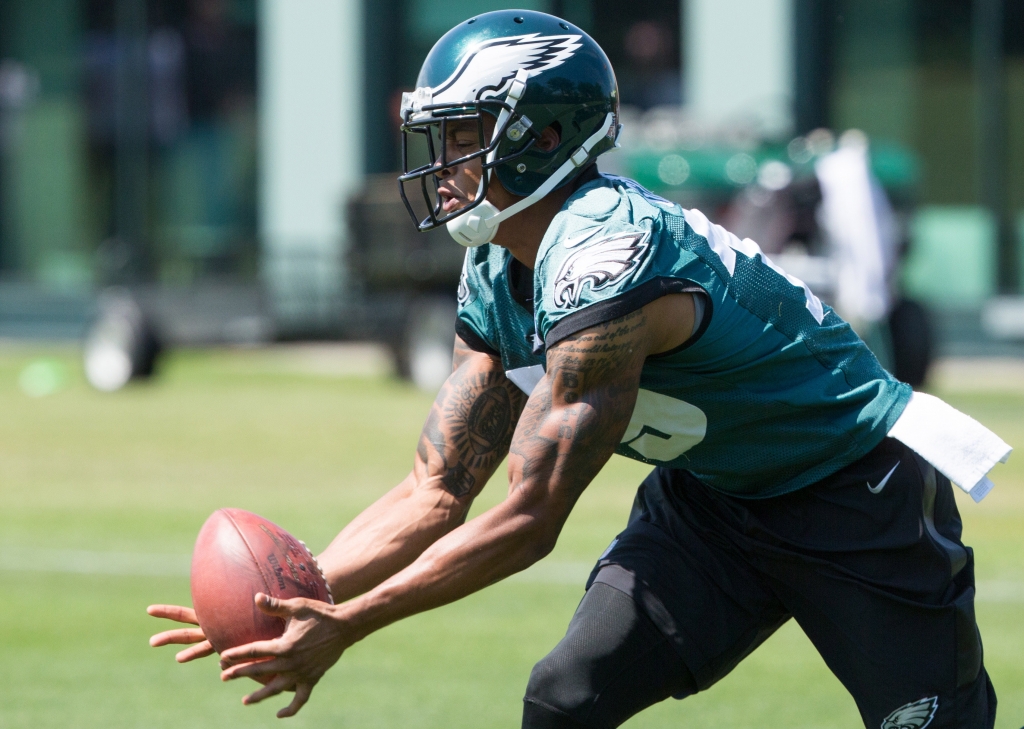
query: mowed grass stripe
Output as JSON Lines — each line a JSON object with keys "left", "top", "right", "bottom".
{"left": 6, "top": 547, "right": 1024, "bottom": 604}
{"left": 0, "top": 547, "right": 595, "bottom": 585}
{"left": 0, "top": 547, "right": 192, "bottom": 577}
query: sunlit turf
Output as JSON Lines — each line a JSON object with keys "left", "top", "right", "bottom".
{"left": 0, "top": 346, "right": 1021, "bottom": 728}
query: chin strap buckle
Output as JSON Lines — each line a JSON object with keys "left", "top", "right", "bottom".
{"left": 507, "top": 72, "right": 528, "bottom": 102}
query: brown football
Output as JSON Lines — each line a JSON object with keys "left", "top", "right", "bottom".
{"left": 190, "top": 508, "right": 333, "bottom": 658}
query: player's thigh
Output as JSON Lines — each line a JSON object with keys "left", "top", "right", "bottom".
{"left": 775, "top": 562, "right": 994, "bottom": 729}
{"left": 759, "top": 448, "right": 995, "bottom": 728}
{"left": 523, "top": 469, "right": 792, "bottom": 729}
{"left": 522, "top": 580, "right": 695, "bottom": 729}
{"left": 593, "top": 468, "right": 792, "bottom": 691}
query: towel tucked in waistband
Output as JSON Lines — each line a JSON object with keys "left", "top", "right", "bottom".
{"left": 888, "top": 391, "right": 1012, "bottom": 503}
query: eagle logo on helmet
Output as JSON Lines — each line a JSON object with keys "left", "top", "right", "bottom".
{"left": 553, "top": 228, "right": 650, "bottom": 309}
{"left": 430, "top": 33, "right": 582, "bottom": 106}
{"left": 880, "top": 697, "right": 938, "bottom": 729}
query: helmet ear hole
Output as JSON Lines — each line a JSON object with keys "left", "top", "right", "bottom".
{"left": 536, "top": 123, "right": 561, "bottom": 153}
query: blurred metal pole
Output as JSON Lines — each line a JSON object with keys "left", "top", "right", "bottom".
{"left": 793, "top": 0, "right": 835, "bottom": 134}
{"left": 0, "top": 94, "right": 5, "bottom": 275}
{"left": 114, "top": 0, "right": 149, "bottom": 281}
{"left": 974, "top": 0, "right": 1014, "bottom": 292}
{"left": 362, "top": 0, "right": 401, "bottom": 174}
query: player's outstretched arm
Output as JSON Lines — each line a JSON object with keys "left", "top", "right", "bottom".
{"left": 216, "top": 299, "right": 690, "bottom": 716}
{"left": 338, "top": 306, "right": 653, "bottom": 619}
{"left": 146, "top": 335, "right": 525, "bottom": 669}
{"left": 315, "top": 335, "right": 527, "bottom": 602}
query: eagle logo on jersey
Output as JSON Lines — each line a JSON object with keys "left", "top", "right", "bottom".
{"left": 457, "top": 255, "right": 471, "bottom": 307}
{"left": 430, "top": 33, "right": 582, "bottom": 105}
{"left": 553, "top": 228, "right": 650, "bottom": 308}
{"left": 881, "top": 697, "right": 938, "bottom": 729}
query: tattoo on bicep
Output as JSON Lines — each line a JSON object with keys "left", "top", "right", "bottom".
{"left": 508, "top": 308, "right": 650, "bottom": 499}
{"left": 422, "top": 408, "right": 446, "bottom": 457}
{"left": 560, "top": 369, "right": 581, "bottom": 406}
{"left": 446, "top": 373, "right": 519, "bottom": 468}
{"left": 416, "top": 362, "right": 526, "bottom": 498}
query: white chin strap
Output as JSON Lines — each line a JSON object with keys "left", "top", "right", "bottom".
{"left": 447, "top": 110, "right": 616, "bottom": 248}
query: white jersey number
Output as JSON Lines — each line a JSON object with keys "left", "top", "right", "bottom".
{"left": 505, "top": 371, "right": 707, "bottom": 464}
{"left": 620, "top": 389, "right": 707, "bottom": 462}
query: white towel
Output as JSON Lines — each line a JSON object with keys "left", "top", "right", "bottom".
{"left": 888, "top": 391, "right": 1012, "bottom": 502}
{"left": 506, "top": 365, "right": 545, "bottom": 396}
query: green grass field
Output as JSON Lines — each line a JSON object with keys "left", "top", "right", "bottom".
{"left": 1, "top": 346, "right": 1022, "bottom": 728}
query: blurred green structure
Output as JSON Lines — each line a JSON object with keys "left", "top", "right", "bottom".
{"left": 0, "top": 0, "right": 1022, "bottom": 348}
{"left": 905, "top": 207, "right": 999, "bottom": 306}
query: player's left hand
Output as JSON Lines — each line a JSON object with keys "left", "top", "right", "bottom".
{"left": 219, "top": 592, "right": 351, "bottom": 718}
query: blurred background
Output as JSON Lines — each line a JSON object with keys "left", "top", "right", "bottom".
{"left": 0, "top": 0, "right": 1022, "bottom": 388}
{"left": 1, "top": 2, "right": 1023, "bottom": 728}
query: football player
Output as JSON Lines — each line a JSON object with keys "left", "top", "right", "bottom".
{"left": 150, "top": 10, "right": 1010, "bottom": 727}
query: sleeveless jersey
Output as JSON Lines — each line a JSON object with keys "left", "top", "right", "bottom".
{"left": 456, "top": 173, "right": 911, "bottom": 498}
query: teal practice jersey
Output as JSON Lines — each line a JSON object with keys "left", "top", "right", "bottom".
{"left": 456, "top": 173, "right": 912, "bottom": 498}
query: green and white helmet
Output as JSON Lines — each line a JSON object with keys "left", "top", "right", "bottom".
{"left": 398, "top": 9, "right": 620, "bottom": 247}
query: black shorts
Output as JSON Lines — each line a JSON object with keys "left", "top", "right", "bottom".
{"left": 524, "top": 439, "right": 995, "bottom": 728}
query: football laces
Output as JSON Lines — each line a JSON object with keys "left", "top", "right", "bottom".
{"left": 299, "top": 540, "right": 335, "bottom": 605}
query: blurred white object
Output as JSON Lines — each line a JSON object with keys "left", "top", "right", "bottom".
{"left": 84, "top": 343, "right": 133, "bottom": 392}
{"left": 83, "top": 292, "right": 162, "bottom": 392}
{"left": 981, "top": 296, "right": 1024, "bottom": 340}
{"left": 0, "top": 60, "right": 40, "bottom": 109}
{"left": 0, "top": 60, "right": 40, "bottom": 152}
{"left": 815, "top": 132, "right": 898, "bottom": 327}
{"left": 771, "top": 252, "right": 838, "bottom": 297}
{"left": 757, "top": 160, "right": 792, "bottom": 191}
{"left": 405, "top": 296, "right": 456, "bottom": 393}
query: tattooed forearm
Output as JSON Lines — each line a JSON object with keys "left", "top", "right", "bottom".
{"left": 416, "top": 342, "right": 527, "bottom": 499}
{"left": 442, "top": 463, "right": 475, "bottom": 498}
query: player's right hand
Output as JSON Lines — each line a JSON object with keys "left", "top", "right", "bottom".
{"left": 147, "top": 604, "right": 215, "bottom": 662}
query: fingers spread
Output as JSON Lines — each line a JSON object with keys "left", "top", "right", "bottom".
{"left": 220, "top": 639, "right": 286, "bottom": 665}
{"left": 222, "top": 657, "right": 284, "bottom": 682}
{"left": 176, "top": 640, "right": 214, "bottom": 663}
{"left": 277, "top": 683, "right": 313, "bottom": 718}
{"left": 150, "top": 628, "right": 206, "bottom": 647}
{"left": 147, "top": 604, "right": 199, "bottom": 625}
{"left": 241, "top": 674, "right": 293, "bottom": 706}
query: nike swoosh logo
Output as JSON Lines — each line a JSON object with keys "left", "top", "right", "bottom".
{"left": 563, "top": 226, "right": 603, "bottom": 249}
{"left": 867, "top": 461, "right": 900, "bottom": 494}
